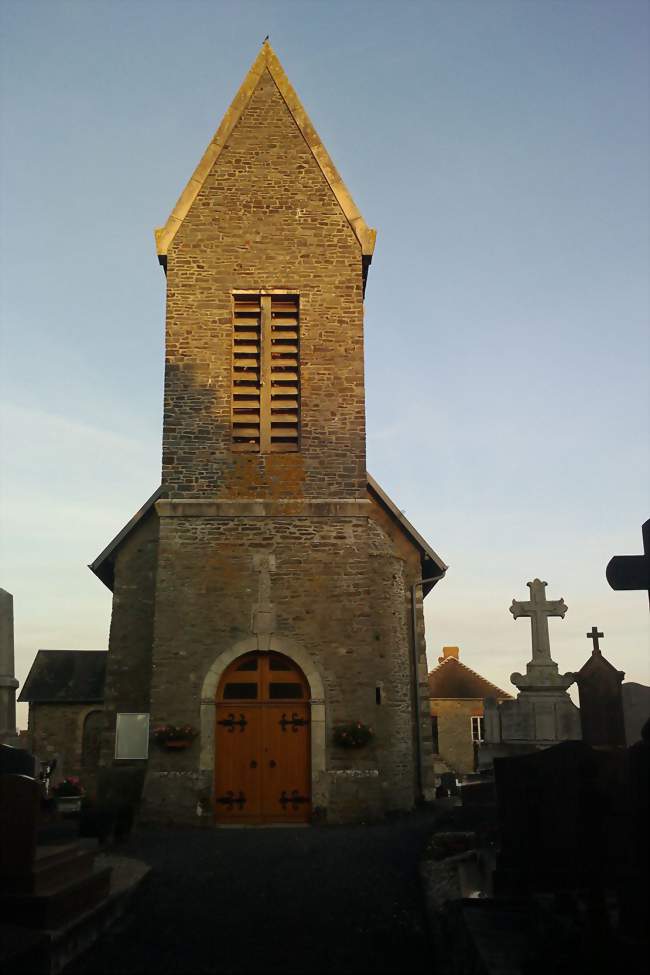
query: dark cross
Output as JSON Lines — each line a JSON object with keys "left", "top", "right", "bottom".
{"left": 586, "top": 626, "right": 604, "bottom": 653}
{"left": 606, "top": 519, "right": 650, "bottom": 609}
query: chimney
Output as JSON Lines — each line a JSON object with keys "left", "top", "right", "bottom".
{"left": 438, "top": 646, "right": 460, "bottom": 664}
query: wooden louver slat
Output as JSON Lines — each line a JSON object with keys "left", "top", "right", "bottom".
{"left": 232, "top": 293, "right": 300, "bottom": 452}
{"left": 270, "top": 295, "right": 300, "bottom": 448}
{"left": 232, "top": 295, "right": 262, "bottom": 449}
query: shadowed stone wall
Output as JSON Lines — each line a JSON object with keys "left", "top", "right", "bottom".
{"left": 29, "top": 702, "right": 102, "bottom": 788}
{"left": 99, "top": 511, "right": 158, "bottom": 772}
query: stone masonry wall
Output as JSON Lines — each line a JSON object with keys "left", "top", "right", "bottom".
{"left": 29, "top": 702, "right": 101, "bottom": 787}
{"left": 142, "top": 508, "right": 425, "bottom": 823}
{"left": 163, "top": 68, "right": 366, "bottom": 500}
{"left": 368, "top": 496, "right": 437, "bottom": 800}
{"left": 430, "top": 699, "right": 483, "bottom": 775}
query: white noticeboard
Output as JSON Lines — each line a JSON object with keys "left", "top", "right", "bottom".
{"left": 115, "top": 713, "right": 150, "bottom": 759}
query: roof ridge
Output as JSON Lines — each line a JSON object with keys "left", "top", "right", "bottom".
{"left": 428, "top": 655, "right": 512, "bottom": 699}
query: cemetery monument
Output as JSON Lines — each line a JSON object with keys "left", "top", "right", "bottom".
{"left": 574, "top": 627, "right": 627, "bottom": 747}
{"left": 0, "top": 588, "right": 19, "bottom": 745}
{"left": 482, "top": 578, "right": 580, "bottom": 759}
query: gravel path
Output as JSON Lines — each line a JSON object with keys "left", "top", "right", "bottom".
{"left": 65, "top": 808, "right": 437, "bottom": 974}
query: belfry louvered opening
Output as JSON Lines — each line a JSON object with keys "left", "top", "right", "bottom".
{"left": 232, "top": 293, "right": 300, "bottom": 452}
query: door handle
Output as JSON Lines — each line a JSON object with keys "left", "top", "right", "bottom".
{"left": 269, "top": 759, "right": 277, "bottom": 768}
{"left": 249, "top": 760, "right": 258, "bottom": 769}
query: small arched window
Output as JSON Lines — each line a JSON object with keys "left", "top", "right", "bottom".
{"left": 81, "top": 709, "right": 105, "bottom": 768}
{"left": 218, "top": 653, "right": 308, "bottom": 702}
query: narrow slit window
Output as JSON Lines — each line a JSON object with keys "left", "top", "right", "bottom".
{"left": 232, "top": 294, "right": 300, "bottom": 453}
{"left": 471, "top": 716, "right": 484, "bottom": 743}
{"left": 431, "top": 716, "right": 439, "bottom": 754}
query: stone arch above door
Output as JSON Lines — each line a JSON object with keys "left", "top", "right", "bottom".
{"left": 199, "top": 636, "right": 326, "bottom": 788}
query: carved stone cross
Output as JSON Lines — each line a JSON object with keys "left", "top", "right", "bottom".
{"left": 251, "top": 553, "right": 276, "bottom": 650}
{"left": 586, "top": 626, "right": 604, "bottom": 653}
{"left": 510, "top": 579, "right": 567, "bottom": 665}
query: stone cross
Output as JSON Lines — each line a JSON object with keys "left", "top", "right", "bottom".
{"left": 510, "top": 579, "right": 567, "bottom": 665}
{"left": 251, "top": 553, "right": 276, "bottom": 650}
{"left": 606, "top": 518, "right": 649, "bottom": 608}
{"left": 586, "top": 626, "right": 604, "bottom": 653}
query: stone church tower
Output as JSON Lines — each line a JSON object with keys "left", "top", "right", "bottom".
{"left": 91, "top": 42, "right": 446, "bottom": 824}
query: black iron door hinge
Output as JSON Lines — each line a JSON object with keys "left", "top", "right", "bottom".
{"left": 279, "top": 712, "right": 309, "bottom": 732}
{"left": 217, "top": 713, "right": 248, "bottom": 732}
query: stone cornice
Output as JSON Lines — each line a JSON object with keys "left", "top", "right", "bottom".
{"left": 155, "top": 499, "right": 372, "bottom": 519}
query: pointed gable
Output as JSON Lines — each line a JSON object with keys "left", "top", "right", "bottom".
{"left": 428, "top": 654, "right": 511, "bottom": 700}
{"left": 155, "top": 41, "right": 376, "bottom": 268}
{"left": 19, "top": 650, "right": 106, "bottom": 703}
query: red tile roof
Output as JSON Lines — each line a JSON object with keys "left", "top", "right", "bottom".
{"left": 428, "top": 656, "right": 512, "bottom": 700}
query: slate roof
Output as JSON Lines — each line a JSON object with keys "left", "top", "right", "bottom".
{"left": 428, "top": 656, "right": 511, "bottom": 700}
{"left": 18, "top": 650, "right": 106, "bottom": 703}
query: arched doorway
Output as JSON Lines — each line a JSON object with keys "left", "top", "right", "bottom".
{"left": 214, "top": 652, "right": 311, "bottom": 824}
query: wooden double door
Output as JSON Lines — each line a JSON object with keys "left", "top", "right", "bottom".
{"left": 214, "top": 652, "right": 311, "bottom": 824}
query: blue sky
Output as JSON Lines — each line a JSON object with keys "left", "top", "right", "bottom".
{"left": 1, "top": 0, "right": 648, "bottom": 727}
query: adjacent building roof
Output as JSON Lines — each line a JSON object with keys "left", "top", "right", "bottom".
{"left": 89, "top": 478, "right": 447, "bottom": 594}
{"left": 428, "top": 649, "right": 511, "bottom": 700}
{"left": 155, "top": 40, "right": 376, "bottom": 272}
{"left": 18, "top": 650, "right": 106, "bottom": 704}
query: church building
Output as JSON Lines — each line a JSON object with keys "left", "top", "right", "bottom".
{"left": 90, "top": 42, "right": 446, "bottom": 824}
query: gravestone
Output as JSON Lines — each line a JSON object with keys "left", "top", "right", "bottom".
{"left": 0, "top": 770, "right": 112, "bottom": 929}
{"left": 574, "top": 628, "right": 626, "bottom": 747}
{"left": 0, "top": 588, "right": 19, "bottom": 741}
{"left": 622, "top": 681, "right": 650, "bottom": 744}
{"left": 481, "top": 580, "right": 580, "bottom": 763}
{"left": 0, "top": 773, "right": 39, "bottom": 881}
{"left": 623, "top": 719, "right": 650, "bottom": 936}
{"left": 493, "top": 740, "right": 627, "bottom": 895}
